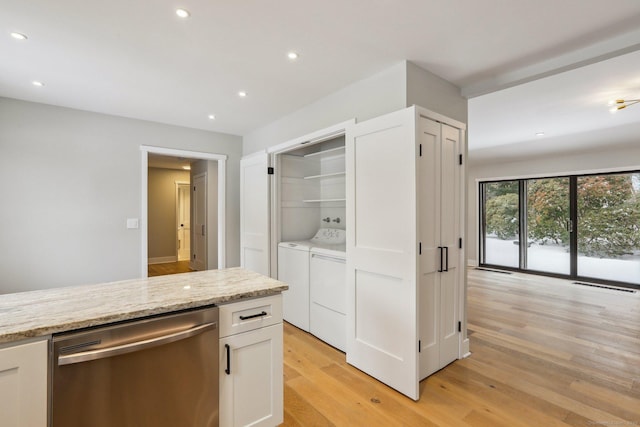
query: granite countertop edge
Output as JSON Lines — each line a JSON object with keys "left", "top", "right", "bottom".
{"left": 0, "top": 268, "right": 288, "bottom": 345}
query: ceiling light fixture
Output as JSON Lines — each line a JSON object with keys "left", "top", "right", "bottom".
{"left": 609, "top": 98, "right": 639, "bottom": 112}
{"left": 32, "top": 81, "right": 44, "bottom": 87}
{"left": 238, "top": 91, "right": 247, "bottom": 97}
{"left": 535, "top": 132, "right": 545, "bottom": 137}
{"left": 287, "top": 51, "right": 299, "bottom": 60}
{"left": 176, "top": 8, "right": 190, "bottom": 18}
{"left": 10, "top": 32, "right": 28, "bottom": 40}
{"left": 208, "top": 114, "right": 216, "bottom": 120}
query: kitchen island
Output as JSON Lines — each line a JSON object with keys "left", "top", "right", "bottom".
{"left": 0, "top": 268, "right": 288, "bottom": 427}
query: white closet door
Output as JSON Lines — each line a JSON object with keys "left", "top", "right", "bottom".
{"left": 346, "top": 107, "right": 419, "bottom": 400}
{"left": 418, "top": 118, "right": 461, "bottom": 378}
{"left": 418, "top": 117, "right": 442, "bottom": 378}
{"left": 240, "top": 152, "right": 270, "bottom": 276}
{"left": 438, "top": 123, "right": 461, "bottom": 367}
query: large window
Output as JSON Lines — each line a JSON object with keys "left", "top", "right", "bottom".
{"left": 480, "top": 171, "right": 640, "bottom": 288}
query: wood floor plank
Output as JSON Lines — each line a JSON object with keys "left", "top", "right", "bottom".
{"left": 278, "top": 267, "right": 640, "bottom": 426}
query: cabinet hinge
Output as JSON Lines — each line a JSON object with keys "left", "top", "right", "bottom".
{"left": 193, "top": 253, "right": 196, "bottom": 259}
{"left": 459, "top": 154, "right": 463, "bottom": 165}
{"left": 267, "top": 167, "right": 274, "bottom": 175}
{"left": 458, "top": 321, "right": 462, "bottom": 332}
{"left": 193, "top": 186, "right": 196, "bottom": 191}
{"left": 419, "top": 242, "right": 422, "bottom": 255}
{"left": 419, "top": 144, "right": 422, "bottom": 157}
{"left": 459, "top": 238, "right": 462, "bottom": 249}
{"left": 418, "top": 340, "right": 421, "bottom": 353}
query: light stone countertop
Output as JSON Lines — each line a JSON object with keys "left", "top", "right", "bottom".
{"left": 0, "top": 268, "right": 288, "bottom": 344}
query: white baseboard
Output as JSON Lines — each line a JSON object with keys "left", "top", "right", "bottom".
{"left": 148, "top": 256, "right": 177, "bottom": 265}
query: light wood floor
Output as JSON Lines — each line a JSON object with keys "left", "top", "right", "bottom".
{"left": 147, "top": 260, "right": 194, "bottom": 277}
{"left": 282, "top": 268, "right": 640, "bottom": 426}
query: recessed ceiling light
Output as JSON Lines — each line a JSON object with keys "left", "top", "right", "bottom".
{"left": 287, "top": 51, "right": 299, "bottom": 60}
{"left": 10, "top": 32, "right": 27, "bottom": 41}
{"left": 176, "top": 8, "right": 190, "bottom": 18}
{"left": 238, "top": 91, "right": 247, "bottom": 98}
{"left": 32, "top": 81, "right": 44, "bottom": 87}
{"left": 535, "top": 132, "right": 545, "bottom": 137}
{"left": 208, "top": 114, "right": 216, "bottom": 120}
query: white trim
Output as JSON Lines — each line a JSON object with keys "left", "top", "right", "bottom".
{"left": 266, "top": 119, "right": 355, "bottom": 155}
{"left": 148, "top": 256, "right": 178, "bottom": 265}
{"left": 140, "top": 146, "right": 228, "bottom": 278}
{"left": 415, "top": 105, "right": 467, "bottom": 131}
{"left": 141, "top": 145, "right": 227, "bottom": 162}
{"left": 467, "top": 259, "right": 478, "bottom": 267}
{"left": 474, "top": 164, "right": 640, "bottom": 184}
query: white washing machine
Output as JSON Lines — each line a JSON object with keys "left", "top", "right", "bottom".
{"left": 309, "top": 231, "right": 346, "bottom": 352}
{"left": 278, "top": 240, "right": 312, "bottom": 331}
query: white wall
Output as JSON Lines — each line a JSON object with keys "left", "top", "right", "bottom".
{"left": 147, "top": 167, "right": 191, "bottom": 260}
{"left": 242, "top": 61, "right": 407, "bottom": 155}
{"left": 243, "top": 61, "right": 468, "bottom": 155}
{"left": 467, "top": 143, "right": 640, "bottom": 264}
{"left": 0, "top": 97, "right": 242, "bottom": 294}
{"left": 406, "top": 61, "right": 468, "bottom": 124}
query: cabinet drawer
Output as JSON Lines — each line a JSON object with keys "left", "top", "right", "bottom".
{"left": 219, "top": 294, "right": 283, "bottom": 338}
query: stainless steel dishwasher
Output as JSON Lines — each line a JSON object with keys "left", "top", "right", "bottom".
{"left": 50, "top": 306, "right": 219, "bottom": 427}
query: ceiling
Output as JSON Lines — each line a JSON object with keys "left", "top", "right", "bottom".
{"left": 2, "top": 0, "right": 640, "bottom": 155}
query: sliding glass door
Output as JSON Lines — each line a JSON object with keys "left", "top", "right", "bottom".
{"left": 481, "top": 181, "right": 519, "bottom": 268}
{"left": 526, "top": 178, "right": 570, "bottom": 275}
{"left": 480, "top": 171, "right": 640, "bottom": 287}
{"left": 577, "top": 173, "right": 640, "bottom": 283}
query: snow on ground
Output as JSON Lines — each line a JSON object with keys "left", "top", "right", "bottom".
{"left": 484, "top": 237, "right": 640, "bottom": 284}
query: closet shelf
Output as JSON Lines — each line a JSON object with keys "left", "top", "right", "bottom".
{"left": 303, "top": 172, "right": 346, "bottom": 180}
{"left": 303, "top": 198, "right": 346, "bottom": 203}
{"left": 303, "top": 146, "right": 345, "bottom": 159}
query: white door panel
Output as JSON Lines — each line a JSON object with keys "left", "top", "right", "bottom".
{"left": 240, "top": 153, "right": 270, "bottom": 276}
{"left": 347, "top": 107, "right": 419, "bottom": 400}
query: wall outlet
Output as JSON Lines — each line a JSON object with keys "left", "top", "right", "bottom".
{"left": 126, "top": 218, "right": 139, "bottom": 229}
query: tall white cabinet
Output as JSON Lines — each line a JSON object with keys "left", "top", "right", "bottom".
{"left": 346, "top": 105, "right": 466, "bottom": 400}
{"left": 240, "top": 106, "right": 467, "bottom": 401}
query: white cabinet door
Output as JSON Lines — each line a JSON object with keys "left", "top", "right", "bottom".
{"left": 418, "top": 117, "right": 461, "bottom": 379}
{"left": 240, "top": 152, "right": 270, "bottom": 276}
{"left": 0, "top": 339, "right": 48, "bottom": 427}
{"left": 438, "top": 123, "right": 461, "bottom": 368}
{"left": 346, "top": 107, "right": 420, "bottom": 400}
{"left": 220, "top": 324, "right": 283, "bottom": 427}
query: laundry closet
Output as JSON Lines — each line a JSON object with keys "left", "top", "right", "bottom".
{"left": 275, "top": 134, "right": 347, "bottom": 352}
{"left": 240, "top": 106, "right": 468, "bottom": 401}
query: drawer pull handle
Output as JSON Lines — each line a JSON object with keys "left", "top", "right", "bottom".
{"left": 239, "top": 311, "right": 268, "bottom": 321}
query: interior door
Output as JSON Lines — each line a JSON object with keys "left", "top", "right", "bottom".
{"left": 418, "top": 118, "right": 461, "bottom": 378}
{"left": 418, "top": 117, "right": 442, "bottom": 378}
{"left": 346, "top": 107, "right": 419, "bottom": 400}
{"left": 192, "top": 173, "right": 207, "bottom": 271}
{"left": 177, "top": 183, "right": 191, "bottom": 262}
{"left": 438, "top": 123, "right": 461, "bottom": 367}
{"left": 240, "top": 153, "right": 270, "bottom": 276}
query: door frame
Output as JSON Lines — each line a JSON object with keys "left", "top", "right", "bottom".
{"left": 141, "top": 145, "right": 227, "bottom": 277}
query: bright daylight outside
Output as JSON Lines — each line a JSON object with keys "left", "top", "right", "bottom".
{"left": 482, "top": 173, "right": 640, "bottom": 285}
